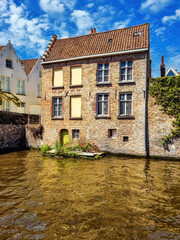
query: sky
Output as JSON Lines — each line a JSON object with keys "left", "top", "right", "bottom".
{"left": 0, "top": 0, "right": 180, "bottom": 77}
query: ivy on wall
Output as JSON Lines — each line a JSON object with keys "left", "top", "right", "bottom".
{"left": 149, "top": 76, "right": 180, "bottom": 148}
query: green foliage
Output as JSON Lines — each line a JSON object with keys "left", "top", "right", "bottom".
{"left": 149, "top": 76, "right": 180, "bottom": 147}
{"left": 41, "top": 145, "right": 52, "bottom": 153}
{"left": 54, "top": 140, "right": 64, "bottom": 154}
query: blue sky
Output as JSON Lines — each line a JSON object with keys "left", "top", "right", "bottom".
{"left": 0, "top": 0, "right": 180, "bottom": 77}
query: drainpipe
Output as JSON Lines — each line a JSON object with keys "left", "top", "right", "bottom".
{"left": 145, "top": 52, "right": 149, "bottom": 158}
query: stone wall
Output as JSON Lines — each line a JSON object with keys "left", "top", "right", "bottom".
{"left": 148, "top": 95, "right": 180, "bottom": 159}
{"left": 41, "top": 52, "right": 148, "bottom": 156}
{"left": 0, "top": 111, "right": 41, "bottom": 153}
{"left": 0, "top": 111, "right": 40, "bottom": 124}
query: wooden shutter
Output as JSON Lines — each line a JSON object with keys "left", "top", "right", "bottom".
{"left": 71, "top": 67, "right": 82, "bottom": 85}
{"left": 71, "top": 96, "right": 81, "bottom": 118}
{"left": 54, "top": 69, "right": 63, "bottom": 87}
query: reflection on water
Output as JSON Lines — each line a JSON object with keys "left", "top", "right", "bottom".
{"left": 0, "top": 150, "right": 179, "bottom": 240}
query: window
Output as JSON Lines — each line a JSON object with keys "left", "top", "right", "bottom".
{"left": 2, "top": 100, "right": 10, "bottom": 111}
{"left": 71, "top": 66, "right": 82, "bottom": 86}
{"left": 6, "top": 59, "right": 13, "bottom": 69}
{"left": 0, "top": 76, "right": 10, "bottom": 92}
{"left": 39, "top": 71, "right": 41, "bottom": 78}
{"left": 97, "top": 94, "right": 109, "bottom": 116}
{"left": 53, "top": 69, "right": 63, "bottom": 87}
{"left": 108, "top": 129, "right": 117, "bottom": 138}
{"left": 119, "top": 93, "right": 132, "bottom": 115}
{"left": 17, "top": 102, "right": 25, "bottom": 107}
{"left": 97, "top": 63, "right": 109, "bottom": 83}
{"left": 17, "top": 80, "right": 25, "bottom": 94}
{"left": 72, "top": 130, "right": 80, "bottom": 139}
{"left": 70, "top": 96, "right": 81, "bottom": 118}
{"left": 123, "top": 136, "right": 129, "bottom": 142}
{"left": 53, "top": 97, "right": 62, "bottom": 118}
{"left": 120, "top": 61, "right": 133, "bottom": 81}
{"left": 37, "top": 84, "right": 41, "bottom": 97}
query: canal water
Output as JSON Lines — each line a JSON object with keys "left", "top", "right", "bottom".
{"left": 0, "top": 151, "right": 179, "bottom": 240}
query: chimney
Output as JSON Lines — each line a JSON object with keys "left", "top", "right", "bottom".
{"left": 160, "top": 56, "right": 165, "bottom": 77}
{"left": 90, "top": 29, "right": 93, "bottom": 34}
{"left": 93, "top": 28, "right": 96, "bottom": 33}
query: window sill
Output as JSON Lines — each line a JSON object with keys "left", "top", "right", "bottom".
{"left": 118, "top": 81, "right": 136, "bottom": 85}
{"left": 69, "top": 117, "right": 83, "bottom": 120}
{"left": 16, "top": 93, "right": 26, "bottom": 96}
{"left": 51, "top": 117, "right": 64, "bottom": 120}
{"left": 118, "top": 115, "right": 135, "bottom": 120}
{"left": 37, "top": 96, "right": 41, "bottom": 98}
{"left": 96, "top": 82, "right": 112, "bottom": 87}
{"left": 95, "top": 115, "right": 111, "bottom": 119}
{"left": 52, "top": 86, "right": 64, "bottom": 89}
{"left": 69, "top": 85, "right": 83, "bottom": 88}
{"left": 2, "top": 90, "right": 10, "bottom": 93}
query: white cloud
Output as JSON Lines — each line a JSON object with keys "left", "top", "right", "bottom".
{"left": 162, "top": 9, "right": 180, "bottom": 23}
{"left": 155, "top": 27, "right": 166, "bottom": 36}
{"left": 169, "top": 54, "right": 180, "bottom": 70}
{"left": 114, "top": 18, "right": 131, "bottom": 29}
{"left": 140, "top": 0, "right": 172, "bottom": 12}
{"left": 39, "top": 0, "right": 76, "bottom": 14}
{"left": 71, "top": 10, "right": 93, "bottom": 35}
{"left": 0, "top": 0, "right": 50, "bottom": 56}
{"left": 87, "top": 3, "right": 94, "bottom": 8}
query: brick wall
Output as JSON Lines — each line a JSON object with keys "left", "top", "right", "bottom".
{"left": 41, "top": 52, "right": 148, "bottom": 156}
{"left": 0, "top": 111, "right": 40, "bottom": 124}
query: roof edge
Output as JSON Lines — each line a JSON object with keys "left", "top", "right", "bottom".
{"left": 42, "top": 48, "right": 149, "bottom": 65}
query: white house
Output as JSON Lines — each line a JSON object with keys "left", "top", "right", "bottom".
{"left": 0, "top": 41, "right": 41, "bottom": 114}
{"left": 166, "top": 66, "right": 180, "bottom": 77}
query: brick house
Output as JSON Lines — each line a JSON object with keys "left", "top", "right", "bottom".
{"left": 41, "top": 23, "right": 153, "bottom": 156}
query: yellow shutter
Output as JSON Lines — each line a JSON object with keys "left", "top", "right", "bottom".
{"left": 54, "top": 69, "right": 63, "bottom": 87}
{"left": 71, "top": 97, "right": 81, "bottom": 118}
{"left": 71, "top": 67, "right": 82, "bottom": 85}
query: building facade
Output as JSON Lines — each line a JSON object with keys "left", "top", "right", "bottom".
{"left": 0, "top": 41, "right": 41, "bottom": 114}
{"left": 41, "top": 23, "right": 153, "bottom": 156}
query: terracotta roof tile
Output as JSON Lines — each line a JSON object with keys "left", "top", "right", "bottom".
{"left": 0, "top": 46, "right": 5, "bottom": 51}
{"left": 45, "top": 23, "right": 149, "bottom": 61}
{"left": 21, "top": 59, "right": 38, "bottom": 76}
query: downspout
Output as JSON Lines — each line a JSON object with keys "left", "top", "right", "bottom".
{"left": 145, "top": 52, "right": 149, "bottom": 158}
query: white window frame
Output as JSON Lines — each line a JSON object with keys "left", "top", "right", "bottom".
{"left": 97, "top": 93, "right": 109, "bottom": 116}
{"left": 2, "top": 100, "right": 10, "bottom": 111}
{"left": 119, "top": 93, "right": 133, "bottom": 116}
{"left": 17, "top": 102, "right": 25, "bottom": 107}
{"left": 97, "top": 63, "right": 110, "bottom": 83}
{"left": 17, "top": 79, "right": 25, "bottom": 94}
{"left": 120, "top": 61, "right": 133, "bottom": 82}
{"left": 0, "top": 75, "right": 10, "bottom": 92}
{"left": 72, "top": 129, "right": 80, "bottom": 140}
{"left": 37, "top": 84, "right": 41, "bottom": 97}
{"left": 53, "top": 97, "right": 62, "bottom": 118}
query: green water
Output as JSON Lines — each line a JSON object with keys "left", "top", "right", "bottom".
{"left": 0, "top": 150, "right": 179, "bottom": 240}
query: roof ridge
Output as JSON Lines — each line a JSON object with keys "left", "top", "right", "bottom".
{"left": 21, "top": 58, "right": 38, "bottom": 62}
{"left": 56, "top": 23, "right": 149, "bottom": 41}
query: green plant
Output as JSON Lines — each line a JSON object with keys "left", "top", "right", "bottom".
{"left": 54, "top": 140, "right": 64, "bottom": 154}
{"left": 41, "top": 145, "right": 52, "bottom": 153}
{"left": 149, "top": 76, "right": 180, "bottom": 148}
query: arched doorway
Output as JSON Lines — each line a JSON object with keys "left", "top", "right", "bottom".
{"left": 60, "top": 129, "right": 69, "bottom": 145}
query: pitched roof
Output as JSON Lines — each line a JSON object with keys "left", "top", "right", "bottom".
{"left": 21, "top": 59, "right": 38, "bottom": 76}
{"left": 0, "top": 46, "right": 5, "bottom": 51}
{"left": 45, "top": 23, "right": 149, "bottom": 62}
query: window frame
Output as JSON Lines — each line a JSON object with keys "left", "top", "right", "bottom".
{"left": 97, "top": 63, "right": 110, "bottom": 84}
{"left": 0, "top": 75, "right": 10, "bottom": 92}
{"left": 72, "top": 129, "right": 80, "bottom": 140}
{"left": 120, "top": 61, "right": 133, "bottom": 82}
{"left": 52, "top": 97, "right": 63, "bottom": 118}
{"left": 119, "top": 92, "right": 133, "bottom": 116}
{"left": 6, "top": 59, "right": 13, "bottom": 69}
{"left": 97, "top": 93, "right": 109, "bottom": 116}
{"left": 17, "top": 79, "right": 25, "bottom": 95}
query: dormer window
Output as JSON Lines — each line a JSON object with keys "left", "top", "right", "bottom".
{"left": 6, "top": 59, "right": 13, "bottom": 69}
